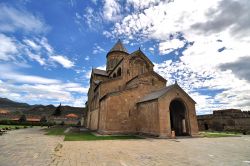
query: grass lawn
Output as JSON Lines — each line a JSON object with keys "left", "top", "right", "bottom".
{"left": 64, "top": 132, "right": 143, "bottom": 141}
{"left": 200, "top": 131, "right": 241, "bottom": 138}
{"left": 44, "top": 127, "right": 143, "bottom": 141}
{"left": 44, "top": 127, "right": 66, "bottom": 135}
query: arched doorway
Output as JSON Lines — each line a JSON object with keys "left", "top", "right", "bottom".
{"left": 169, "top": 99, "right": 189, "bottom": 136}
{"left": 204, "top": 123, "right": 209, "bottom": 130}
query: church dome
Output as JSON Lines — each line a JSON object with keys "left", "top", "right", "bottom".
{"left": 107, "top": 39, "right": 128, "bottom": 57}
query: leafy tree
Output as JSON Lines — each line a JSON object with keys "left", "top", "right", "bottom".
{"left": 40, "top": 116, "right": 47, "bottom": 122}
{"left": 53, "top": 103, "right": 62, "bottom": 116}
{"left": 19, "top": 114, "right": 26, "bottom": 122}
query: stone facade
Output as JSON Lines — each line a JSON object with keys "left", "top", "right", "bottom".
{"left": 86, "top": 40, "right": 199, "bottom": 138}
{"left": 197, "top": 109, "right": 250, "bottom": 133}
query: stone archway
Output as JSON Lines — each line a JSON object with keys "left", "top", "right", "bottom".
{"left": 169, "top": 99, "right": 189, "bottom": 136}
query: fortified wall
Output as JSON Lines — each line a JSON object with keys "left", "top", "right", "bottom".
{"left": 197, "top": 109, "right": 250, "bottom": 133}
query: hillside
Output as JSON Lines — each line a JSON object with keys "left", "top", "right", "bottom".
{"left": 23, "top": 105, "right": 86, "bottom": 116}
{"left": 0, "top": 97, "right": 31, "bottom": 112}
{"left": 0, "top": 97, "right": 86, "bottom": 116}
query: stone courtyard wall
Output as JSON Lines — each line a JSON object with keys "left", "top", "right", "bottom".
{"left": 197, "top": 110, "right": 250, "bottom": 132}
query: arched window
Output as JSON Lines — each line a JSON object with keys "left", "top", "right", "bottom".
{"left": 113, "top": 73, "right": 116, "bottom": 78}
{"left": 117, "top": 67, "right": 121, "bottom": 77}
{"left": 140, "top": 63, "right": 145, "bottom": 74}
{"left": 111, "top": 59, "right": 114, "bottom": 68}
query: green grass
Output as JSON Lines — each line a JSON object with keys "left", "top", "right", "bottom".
{"left": 200, "top": 131, "right": 241, "bottom": 138}
{"left": 0, "top": 125, "right": 26, "bottom": 129}
{"left": 44, "top": 127, "right": 66, "bottom": 135}
{"left": 44, "top": 127, "right": 143, "bottom": 141}
{"left": 64, "top": 132, "right": 143, "bottom": 141}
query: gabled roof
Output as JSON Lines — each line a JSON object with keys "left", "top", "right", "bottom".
{"left": 137, "top": 83, "right": 196, "bottom": 104}
{"left": 138, "top": 84, "right": 175, "bottom": 103}
{"left": 92, "top": 69, "right": 108, "bottom": 76}
{"left": 130, "top": 49, "right": 154, "bottom": 66}
{"left": 126, "top": 71, "right": 166, "bottom": 85}
{"left": 108, "top": 39, "right": 128, "bottom": 54}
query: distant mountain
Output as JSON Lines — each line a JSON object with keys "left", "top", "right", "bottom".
{"left": 0, "top": 97, "right": 30, "bottom": 108}
{"left": 23, "top": 105, "right": 86, "bottom": 116}
{"left": 0, "top": 97, "right": 86, "bottom": 116}
{"left": 0, "top": 97, "right": 31, "bottom": 112}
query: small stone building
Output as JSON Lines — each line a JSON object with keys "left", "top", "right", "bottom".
{"left": 86, "top": 40, "right": 199, "bottom": 138}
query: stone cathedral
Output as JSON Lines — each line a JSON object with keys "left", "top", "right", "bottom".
{"left": 86, "top": 40, "right": 199, "bottom": 138}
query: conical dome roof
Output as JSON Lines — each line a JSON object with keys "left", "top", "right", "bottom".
{"left": 108, "top": 39, "right": 128, "bottom": 54}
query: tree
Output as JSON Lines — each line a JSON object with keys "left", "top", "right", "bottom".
{"left": 53, "top": 103, "right": 62, "bottom": 116}
{"left": 40, "top": 116, "right": 47, "bottom": 123}
{"left": 19, "top": 114, "right": 26, "bottom": 123}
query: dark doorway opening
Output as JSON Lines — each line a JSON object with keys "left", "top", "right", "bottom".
{"left": 169, "top": 99, "right": 189, "bottom": 136}
{"left": 204, "top": 123, "right": 209, "bottom": 130}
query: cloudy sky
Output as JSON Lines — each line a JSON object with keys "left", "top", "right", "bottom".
{"left": 0, "top": 0, "right": 249, "bottom": 114}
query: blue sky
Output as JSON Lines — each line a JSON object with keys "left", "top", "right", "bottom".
{"left": 0, "top": 0, "right": 250, "bottom": 114}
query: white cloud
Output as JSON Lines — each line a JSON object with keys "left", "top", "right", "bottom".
{"left": 97, "top": 65, "right": 106, "bottom": 70}
{"left": 0, "top": 33, "right": 18, "bottom": 61}
{"left": 126, "top": 0, "right": 162, "bottom": 11}
{"left": 103, "top": 0, "right": 122, "bottom": 21}
{"left": 103, "top": 0, "right": 250, "bottom": 113}
{"left": 154, "top": 59, "right": 250, "bottom": 113}
{"left": 82, "top": 7, "right": 103, "bottom": 30}
{"left": 50, "top": 55, "right": 74, "bottom": 68}
{"left": 37, "top": 37, "right": 53, "bottom": 54}
{"left": 0, "top": 66, "right": 60, "bottom": 84}
{"left": 0, "top": 33, "right": 74, "bottom": 69}
{"left": 159, "top": 39, "right": 186, "bottom": 55}
{"left": 23, "top": 39, "right": 41, "bottom": 51}
{"left": 92, "top": 44, "right": 105, "bottom": 54}
{"left": 25, "top": 51, "right": 46, "bottom": 66}
{"left": 85, "top": 56, "right": 90, "bottom": 61}
{"left": 0, "top": 4, "right": 48, "bottom": 33}
{"left": 0, "top": 68, "right": 88, "bottom": 106}
{"left": 0, "top": 81, "right": 88, "bottom": 107}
